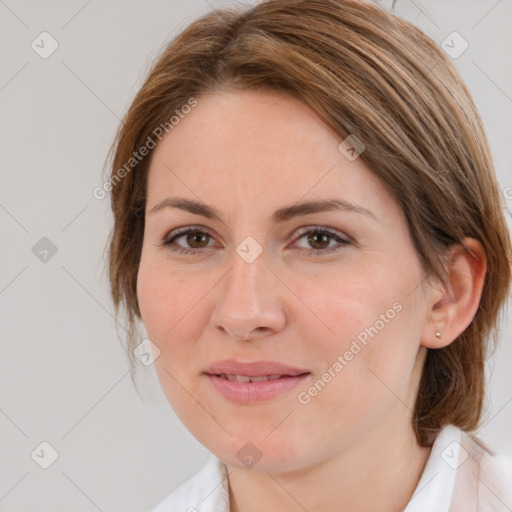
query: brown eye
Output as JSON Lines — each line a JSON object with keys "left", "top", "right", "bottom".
{"left": 183, "top": 231, "right": 210, "bottom": 249}
{"left": 307, "top": 231, "right": 331, "bottom": 250}
{"left": 294, "top": 227, "right": 351, "bottom": 256}
{"left": 162, "top": 228, "right": 215, "bottom": 255}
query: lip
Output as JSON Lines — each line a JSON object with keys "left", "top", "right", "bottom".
{"left": 203, "top": 359, "right": 311, "bottom": 404}
{"left": 204, "top": 359, "right": 310, "bottom": 377}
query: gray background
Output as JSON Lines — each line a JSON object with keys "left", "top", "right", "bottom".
{"left": 0, "top": 0, "right": 511, "bottom": 511}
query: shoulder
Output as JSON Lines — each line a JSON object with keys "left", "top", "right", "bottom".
{"left": 407, "top": 426, "right": 512, "bottom": 512}
{"left": 477, "top": 445, "right": 512, "bottom": 510}
{"left": 150, "top": 453, "right": 230, "bottom": 512}
{"left": 455, "top": 431, "right": 512, "bottom": 512}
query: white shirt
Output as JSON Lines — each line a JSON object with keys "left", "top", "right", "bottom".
{"left": 150, "top": 425, "right": 512, "bottom": 512}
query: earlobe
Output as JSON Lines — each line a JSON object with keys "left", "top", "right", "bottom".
{"left": 421, "top": 238, "right": 487, "bottom": 349}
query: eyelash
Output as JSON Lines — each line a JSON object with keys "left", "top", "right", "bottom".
{"left": 159, "top": 226, "right": 352, "bottom": 257}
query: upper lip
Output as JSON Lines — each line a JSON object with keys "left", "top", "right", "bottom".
{"left": 204, "top": 359, "right": 310, "bottom": 377}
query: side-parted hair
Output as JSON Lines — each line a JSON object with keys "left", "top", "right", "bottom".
{"left": 104, "top": 0, "right": 511, "bottom": 446}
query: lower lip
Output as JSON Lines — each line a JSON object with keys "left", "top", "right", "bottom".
{"left": 205, "top": 373, "right": 310, "bottom": 404}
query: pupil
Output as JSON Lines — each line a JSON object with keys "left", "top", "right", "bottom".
{"left": 309, "top": 232, "right": 328, "bottom": 249}
{"left": 188, "top": 232, "right": 207, "bottom": 248}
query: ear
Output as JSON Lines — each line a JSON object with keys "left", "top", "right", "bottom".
{"left": 421, "top": 238, "right": 487, "bottom": 349}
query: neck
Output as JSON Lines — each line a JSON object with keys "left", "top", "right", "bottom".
{"left": 226, "top": 415, "right": 432, "bottom": 512}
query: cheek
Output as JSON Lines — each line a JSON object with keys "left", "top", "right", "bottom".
{"left": 137, "top": 258, "right": 199, "bottom": 340}
{"left": 137, "top": 260, "right": 206, "bottom": 414}
{"left": 292, "top": 266, "right": 400, "bottom": 352}
{"left": 136, "top": 258, "right": 219, "bottom": 386}
{"left": 292, "top": 280, "right": 419, "bottom": 444}
{"left": 137, "top": 261, "right": 170, "bottom": 339}
{"left": 294, "top": 265, "right": 421, "bottom": 393}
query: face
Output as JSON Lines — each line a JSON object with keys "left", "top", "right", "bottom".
{"left": 137, "top": 89, "right": 432, "bottom": 472}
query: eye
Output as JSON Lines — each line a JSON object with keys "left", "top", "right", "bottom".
{"left": 293, "top": 226, "right": 352, "bottom": 256}
{"left": 159, "top": 225, "right": 352, "bottom": 257}
{"left": 160, "top": 227, "right": 216, "bottom": 255}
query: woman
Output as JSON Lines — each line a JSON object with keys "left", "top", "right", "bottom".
{"left": 104, "top": 0, "right": 512, "bottom": 510}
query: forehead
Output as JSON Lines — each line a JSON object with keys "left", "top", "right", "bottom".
{"left": 145, "top": 90, "right": 393, "bottom": 220}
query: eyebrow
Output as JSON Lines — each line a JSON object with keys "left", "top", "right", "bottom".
{"left": 149, "top": 197, "right": 377, "bottom": 223}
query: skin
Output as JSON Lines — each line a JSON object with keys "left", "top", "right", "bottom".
{"left": 136, "top": 89, "right": 487, "bottom": 512}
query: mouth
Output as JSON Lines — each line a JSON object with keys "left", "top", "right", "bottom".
{"left": 204, "top": 359, "right": 310, "bottom": 378}
{"left": 203, "top": 362, "right": 311, "bottom": 403}
{"left": 211, "top": 373, "right": 307, "bottom": 382}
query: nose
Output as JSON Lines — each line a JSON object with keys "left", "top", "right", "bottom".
{"left": 210, "top": 248, "right": 287, "bottom": 341}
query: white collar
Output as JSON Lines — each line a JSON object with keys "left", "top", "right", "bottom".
{"left": 404, "top": 424, "right": 461, "bottom": 512}
{"left": 150, "top": 425, "right": 490, "bottom": 512}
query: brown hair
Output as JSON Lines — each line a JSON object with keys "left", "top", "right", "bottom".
{"left": 103, "top": 0, "right": 512, "bottom": 446}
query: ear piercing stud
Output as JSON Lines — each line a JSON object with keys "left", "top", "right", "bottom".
{"left": 435, "top": 331, "right": 442, "bottom": 339}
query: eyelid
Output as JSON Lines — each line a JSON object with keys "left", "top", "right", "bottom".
{"left": 159, "top": 224, "right": 354, "bottom": 257}
{"left": 162, "top": 225, "right": 220, "bottom": 246}
{"left": 161, "top": 224, "right": 351, "bottom": 245}
{"left": 292, "top": 225, "right": 353, "bottom": 244}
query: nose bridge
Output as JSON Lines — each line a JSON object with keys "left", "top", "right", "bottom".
{"left": 224, "top": 244, "right": 267, "bottom": 308}
{"left": 211, "top": 242, "right": 285, "bottom": 339}
{"left": 222, "top": 227, "right": 268, "bottom": 293}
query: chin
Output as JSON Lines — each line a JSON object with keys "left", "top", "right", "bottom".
{"left": 205, "top": 431, "right": 318, "bottom": 474}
